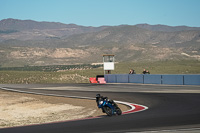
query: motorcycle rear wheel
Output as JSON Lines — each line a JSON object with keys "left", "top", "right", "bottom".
{"left": 116, "top": 108, "right": 122, "bottom": 115}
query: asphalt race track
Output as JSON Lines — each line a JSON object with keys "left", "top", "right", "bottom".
{"left": 0, "top": 83, "right": 200, "bottom": 133}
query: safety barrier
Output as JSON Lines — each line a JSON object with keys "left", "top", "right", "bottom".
{"left": 104, "top": 74, "right": 200, "bottom": 85}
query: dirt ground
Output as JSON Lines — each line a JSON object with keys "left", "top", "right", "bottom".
{"left": 0, "top": 89, "right": 129, "bottom": 128}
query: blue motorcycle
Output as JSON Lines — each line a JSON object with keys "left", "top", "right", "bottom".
{"left": 96, "top": 94, "right": 122, "bottom": 116}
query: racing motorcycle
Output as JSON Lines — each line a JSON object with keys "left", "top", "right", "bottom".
{"left": 96, "top": 94, "right": 122, "bottom": 116}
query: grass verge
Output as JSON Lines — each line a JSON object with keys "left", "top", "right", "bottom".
{"left": 0, "top": 60, "right": 199, "bottom": 84}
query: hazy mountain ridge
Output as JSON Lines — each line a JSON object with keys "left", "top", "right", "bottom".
{"left": 62, "top": 25, "right": 200, "bottom": 48}
{"left": 0, "top": 19, "right": 200, "bottom": 67}
{"left": 0, "top": 18, "right": 108, "bottom": 41}
{"left": 135, "top": 24, "right": 200, "bottom": 32}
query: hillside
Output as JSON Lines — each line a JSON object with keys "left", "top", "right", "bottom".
{"left": 0, "top": 19, "right": 200, "bottom": 67}
{"left": 63, "top": 25, "right": 200, "bottom": 47}
{"left": 0, "top": 18, "right": 107, "bottom": 41}
{"left": 135, "top": 24, "right": 200, "bottom": 32}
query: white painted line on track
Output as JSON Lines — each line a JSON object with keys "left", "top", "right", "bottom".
{"left": 126, "top": 127, "right": 200, "bottom": 133}
{"left": 0, "top": 87, "right": 95, "bottom": 100}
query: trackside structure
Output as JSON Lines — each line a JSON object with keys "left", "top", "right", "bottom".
{"left": 103, "top": 54, "right": 115, "bottom": 74}
{"left": 90, "top": 54, "right": 115, "bottom": 84}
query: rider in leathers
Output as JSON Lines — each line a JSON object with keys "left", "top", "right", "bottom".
{"left": 96, "top": 94, "right": 107, "bottom": 106}
{"left": 96, "top": 94, "right": 118, "bottom": 112}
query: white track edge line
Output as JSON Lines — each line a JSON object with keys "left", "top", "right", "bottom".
{"left": 126, "top": 127, "right": 200, "bottom": 133}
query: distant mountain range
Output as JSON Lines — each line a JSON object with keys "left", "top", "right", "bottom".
{"left": 136, "top": 23, "right": 200, "bottom": 32}
{"left": 0, "top": 18, "right": 200, "bottom": 67}
{"left": 0, "top": 18, "right": 108, "bottom": 41}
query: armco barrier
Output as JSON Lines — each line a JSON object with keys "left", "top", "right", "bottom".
{"left": 105, "top": 74, "right": 200, "bottom": 85}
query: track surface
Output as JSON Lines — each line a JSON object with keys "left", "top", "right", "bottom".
{"left": 0, "top": 83, "right": 200, "bottom": 133}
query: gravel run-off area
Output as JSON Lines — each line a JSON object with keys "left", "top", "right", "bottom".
{"left": 0, "top": 89, "right": 129, "bottom": 128}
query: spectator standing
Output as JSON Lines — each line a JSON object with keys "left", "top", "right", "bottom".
{"left": 129, "top": 69, "right": 135, "bottom": 74}
{"left": 146, "top": 70, "right": 150, "bottom": 74}
{"left": 142, "top": 69, "right": 147, "bottom": 74}
{"left": 143, "top": 69, "right": 150, "bottom": 74}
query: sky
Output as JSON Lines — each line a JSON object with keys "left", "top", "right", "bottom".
{"left": 0, "top": 0, "right": 200, "bottom": 27}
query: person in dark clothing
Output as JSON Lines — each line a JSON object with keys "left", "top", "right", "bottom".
{"left": 143, "top": 69, "right": 150, "bottom": 74}
{"left": 96, "top": 94, "right": 118, "bottom": 113}
{"left": 96, "top": 94, "right": 107, "bottom": 106}
{"left": 96, "top": 94, "right": 110, "bottom": 113}
{"left": 142, "top": 69, "right": 147, "bottom": 74}
{"left": 146, "top": 70, "right": 150, "bottom": 74}
{"left": 129, "top": 69, "right": 135, "bottom": 74}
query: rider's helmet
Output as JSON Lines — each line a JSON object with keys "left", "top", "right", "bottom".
{"left": 96, "top": 94, "right": 101, "bottom": 98}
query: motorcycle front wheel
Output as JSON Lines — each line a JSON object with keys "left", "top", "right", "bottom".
{"left": 103, "top": 106, "right": 113, "bottom": 116}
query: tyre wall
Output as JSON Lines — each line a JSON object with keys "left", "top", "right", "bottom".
{"left": 104, "top": 74, "right": 200, "bottom": 85}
